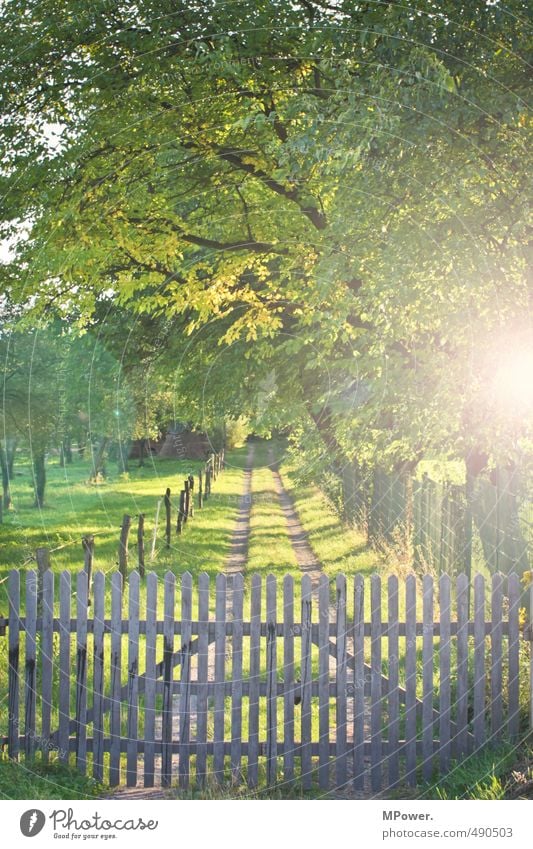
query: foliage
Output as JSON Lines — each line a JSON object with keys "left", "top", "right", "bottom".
{"left": 0, "top": 0, "right": 531, "bottom": 471}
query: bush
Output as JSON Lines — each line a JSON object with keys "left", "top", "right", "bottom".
{"left": 224, "top": 416, "right": 250, "bottom": 449}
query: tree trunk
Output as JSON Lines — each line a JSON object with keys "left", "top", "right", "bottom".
{"left": 90, "top": 437, "right": 108, "bottom": 480}
{"left": 33, "top": 451, "right": 46, "bottom": 507}
{"left": 116, "top": 439, "right": 130, "bottom": 474}
{"left": 0, "top": 446, "right": 10, "bottom": 510}
{"left": 138, "top": 437, "right": 146, "bottom": 467}
{"left": 64, "top": 436, "right": 72, "bottom": 463}
{"left": 6, "top": 438, "right": 16, "bottom": 479}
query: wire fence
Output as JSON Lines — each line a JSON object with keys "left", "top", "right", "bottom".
{"left": 338, "top": 463, "right": 531, "bottom": 580}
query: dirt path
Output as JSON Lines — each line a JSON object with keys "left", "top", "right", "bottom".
{"left": 269, "top": 454, "right": 374, "bottom": 797}
{"left": 225, "top": 443, "right": 254, "bottom": 583}
{"left": 107, "top": 443, "right": 373, "bottom": 798}
{"left": 269, "top": 452, "right": 323, "bottom": 591}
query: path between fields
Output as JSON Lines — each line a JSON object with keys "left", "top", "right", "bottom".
{"left": 106, "top": 443, "right": 371, "bottom": 798}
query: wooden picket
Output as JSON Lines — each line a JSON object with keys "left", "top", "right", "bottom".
{"left": 1, "top": 569, "right": 531, "bottom": 795}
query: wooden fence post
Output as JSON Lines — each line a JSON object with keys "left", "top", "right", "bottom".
{"left": 118, "top": 514, "right": 131, "bottom": 580}
{"left": 82, "top": 535, "right": 94, "bottom": 606}
{"left": 183, "top": 479, "right": 190, "bottom": 524}
{"left": 198, "top": 469, "right": 203, "bottom": 509}
{"left": 188, "top": 474, "right": 194, "bottom": 517}
{"left": 35, "top": 546, "right": 50, "bottom": 612}
{"left": 150, "top": 498, "right": 161, "bottom": 560}
{"left": 137, "top": 513, "right": 145, "bottom": 577}
{"left": 164, "top": 488, "right": 171, "bottom": 548}
{"left": 177, "top": 490, "right": 185, "bottom": 534}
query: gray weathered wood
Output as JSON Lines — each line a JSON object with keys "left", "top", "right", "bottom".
{"left": 370, "top": 574, "right": 382, "bottom": 792}
{"left": 473, "top": 573, "right": 486, "bottom": 750}
{"left": 196, "top": 572, "right": 209, "bottom": 786}
{"left": 335, "top": 574, "right": 347, "bottom": 788}
{"left": 283, "top": 575, "right": 295, "bottom": 783}
{"left": 230, "top": 572, "right": 244, "bottom": 783}
{"left": 213, "top": 572, "right": 226, "bottom": 781}
{"left": 422, "top": 574, "right": 434, "bottom": 781}
{"left": 301, "top": 574, "right": 313, "bottom": 790}
{"left": 490, "top": 573, "right": 503, "bottom": 739}
{"left": 456, "top": 572, "right": 469, "bottom": 758}
{"left": 405, "top": 574, "right": 417, "bottom": 786}
{"left": 387, "top": 574, "right": 400, "bottom": 788}
{"left": 266, "top": 574, "right": 278, "bottom": 785}
{"left": 507, "top": 572, "right": 520, "bottom": 740}
{"left": 162, "top": 571, "right": 175, "bottom": 786}
{"left": 58, "top": 572, "right": 71, "bottom": 765}
{"left": 24, "top": 569, "right": 37, "bottom": 759}
{"left": 318, "top": 573, "right": 330, "bottom": 789}
{"left": 118, "top": 514, "right": 131, "bottom": 580}
{"left": 150, "top": 499, "right": 161, "bottom": 560}
{"left": 92, "top": 572, "right": 105, "bottom": 781}
{"left": 248, "top": 574, "right": 261, "bottom": 787}
{"left": 82, "top": 536, "right": 94, "bottom": 604}
{"left": 164, "top": 489, "right": 171, "bottom": 547}
{"left": 137, "top": 514, "right": 145, "bottom": 577}
{"left": 353, "top": 573, "right": 365, "bottom": 790}
{"left": 143, "top": 572, "right": 157, "bottom": 787}
{"left": 126, "top": 571, "right": 140, "bottom": 786}
{"left": 41, "top": 569, "right": 54, "bottom": 763}
{"left": 109, "top": 572, "right": 123, "bottom": 786}
{"left": 8, "top": 570, "right": 20, "bottom": 760}
{"left": 75, "top": 570, "right": 88, "bottom": 773}
{"left": 35, "top": 547, "right": 50, "bottom": 613}
{"left": 438, "top": 573, "right": 451, "bottom": 772}
{"left": 179, "top": 571, "right": 192, "bottom": 788}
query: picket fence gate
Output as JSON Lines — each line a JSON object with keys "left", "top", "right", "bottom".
{"left": 1, "top": 568, "right": 532, "bottom": 794}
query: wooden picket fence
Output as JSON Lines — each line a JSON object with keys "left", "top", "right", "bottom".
{"left": 1, "top": 569, "right": 531, "bottom": 794}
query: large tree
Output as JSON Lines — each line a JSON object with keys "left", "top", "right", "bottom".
{"left": 0, "top": 1, "right": 531, "bottom": 469}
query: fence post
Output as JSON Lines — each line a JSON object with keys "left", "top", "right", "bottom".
{"left": 164, "top": 488, "right": 171, "bottom": 548}
{"left": 82, "top": 535, "right": 94, "bottom": 605}
{"left": 118, "top": 514, "right": 131, "bottom": 580}
{"left": 150, "top": 498, "right": 161, "bottom": 560}
{"left": 183, "top": 479, "right": 190, "bottom": 524}
{"left": 188, "top": 474, "right": 194, "bottom": 517}
{"left": 205, "top": 464, "right": 211, "bottom": 499}
{"left": 198, "top": 469, "right": 203, "bottom": 509}
{"left": 137, "top": 513, "right": 145, "bottom": 577}
{"left": 35, "top": 546, "right": 50, "bottom": 612}
{"left": 177, "top": 490, "right": 185, "bottom": 534}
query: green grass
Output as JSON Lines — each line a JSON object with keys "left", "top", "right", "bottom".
{"left": 0, "top": 756, "right": 105, "bottom": 800}
{"left": 0, "top": 448, "right": 251, "bottom": 610}
{"left": 247, "top": 465, "right": 298, "bottom": 576}
{"left": 0, "top": 438, "right": 530, "bottom": 800}
{"left": 278, "top": 458, "right": 382, "bottom": 580}
{"left": 419, "top": 743, "right": 518, "bottom": 800}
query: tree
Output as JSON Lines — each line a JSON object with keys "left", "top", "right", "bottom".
{"left": 0, "top": 1, "right": 530, "bottom": 472}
